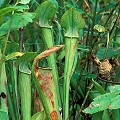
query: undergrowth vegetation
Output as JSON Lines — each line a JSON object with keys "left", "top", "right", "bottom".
{"left": 0, "top": 0, "right": 120, "bottom": 120}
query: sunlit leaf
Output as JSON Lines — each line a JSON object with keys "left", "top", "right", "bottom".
{"left": 0, "top": 7, "right": 17, "bottom": 17}
{"left": 109, "top": 85, "right": 120, "bottom": 94}
{"left": 83, "top": 93, "right": 117, "bottom": 114}
{"left": 5, "top": 52, "right": 23, "bottom": 61}
{"left": 84, "top": 85, "right": 120, "bottom": 114}
{"left": 19, "top": 0, "right": 31, "bottom": 4}
{"left": 94, "top": 24, "right": 107, "bottom": 33}
{"left": 0, "top": 12, "right": 35, "bottom": 36}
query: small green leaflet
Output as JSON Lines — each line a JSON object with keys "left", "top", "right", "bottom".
{"left": 94, "top": 24, "right": 107, "bottom": 33}
{"left": 19, "top": 0, "right": 31, "bottom": 4}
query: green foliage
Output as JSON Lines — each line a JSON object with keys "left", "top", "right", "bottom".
{"left": 0, "top": 0, "right": 120, "bottom": 120}
{"left": 19, "top": 0, "right": 31, "bottom": 4}
{"left": 84, "top": 85, "right": 120, "bottom": 114}
{"left": 94, "top": 24, "right": 107, "bottom": 33}
{"left": 92, "top": 79, "right": 106, "bottom": 94}
{"left": 5, "top": 52, "right": 23, "bottom": 61}
{"left": 96, "top": 48, "right": 120, "bottom": 60}
{"left": 0, "top": 12, "right": 35, "bottom": 36}
{"left": 0, "top": 5, "right": 29, "bottom": 17}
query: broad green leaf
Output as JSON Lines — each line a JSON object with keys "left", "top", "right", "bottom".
{"left": 94, "top": 24, "right": 107, "bottom": 33}
{"left": 92, "top": 79, "right": 106, "bottom": 94}
{"left": 96, "top": 48, "right": 120, "bottom": 60}
{"left": 83, "top": 93, "right": 117, "bottom": 114}
{"left": 0, "top": 0, "right": 10, "bottom": 8}
{"left": 61, "top": 8, "right": 86, "bottom": 37}
{"left": 84, "top": 85, "right": 120, "bottom": 114}
{"left": 16, "top": 52, "right": 37, "bottom": 74}
{"left": 0, "top": 7, "right": 17, "bottom": 17}
{"left": 35, "top": 1, "right": 57, "bottom": 27}
{"left": 5, "top": 52, "right": 23, "bottom": 61}
{"left": 109, "top": 85, "right": 120, "bottom": 94}
{"left": 83, "top": 71, "right": 97, "bottom": 79}
{"left": 84, "top": 89, "right": 120, "bottom": 114}
{"left": 31, "top": 111, "right": 46, "bottom": 120}
{"left": 109, "top": 96, "right": 120, "bottom": 109}
{"left": 19, "top": 0, "right": 31, "bottom": 4}
{"left": 0, "top": 5, "right": 29, "bottom": 17}
{"left": 0, "top": 12, "right": 35, "bottom": 36}
{"left": 0, "top": 110, "right": 8, "bottom": 120}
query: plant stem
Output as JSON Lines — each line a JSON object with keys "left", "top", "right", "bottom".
{"left": 104, "top": 32, "right": 109, "bottom": 59}
{"left": 76, "top": 84, "right": 93, "bottom": 119}
{"left": 20, "top": 28, "right": 24, "bottom": 52}
{"left": 90, "top": 0, "right": 98, "bottom": 46}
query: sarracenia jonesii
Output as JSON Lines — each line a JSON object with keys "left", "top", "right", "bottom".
{"left": 35, "top": 1, "right": 62, "bottom": 108}
{"left": 18, "top": 52, "right": 37, "bottom": 120}
{"left": 61, "top": 8, "right": 86, "bottom": 120}
{"left": 0, "top": 49, "right": 8, "bottom": 117}
{"left": 32, "top": 46, "right": 63, "bottom": 120}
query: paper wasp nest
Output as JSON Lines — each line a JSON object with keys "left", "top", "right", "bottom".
{"left": 91, "top": 54, "right": 119, "bottom": 80}
{"left": 98, "top": 59, "right": 112, "bottom": 80}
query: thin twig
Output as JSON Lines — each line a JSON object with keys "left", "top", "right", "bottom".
{"left": 76, "top": 84, "right": 94, "bottom": 119}
{"left": 90, "top": 0, "right": 98, "bottom": 46}
{"left": 20, "top": 28, "right": 24, "bottom": 52}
